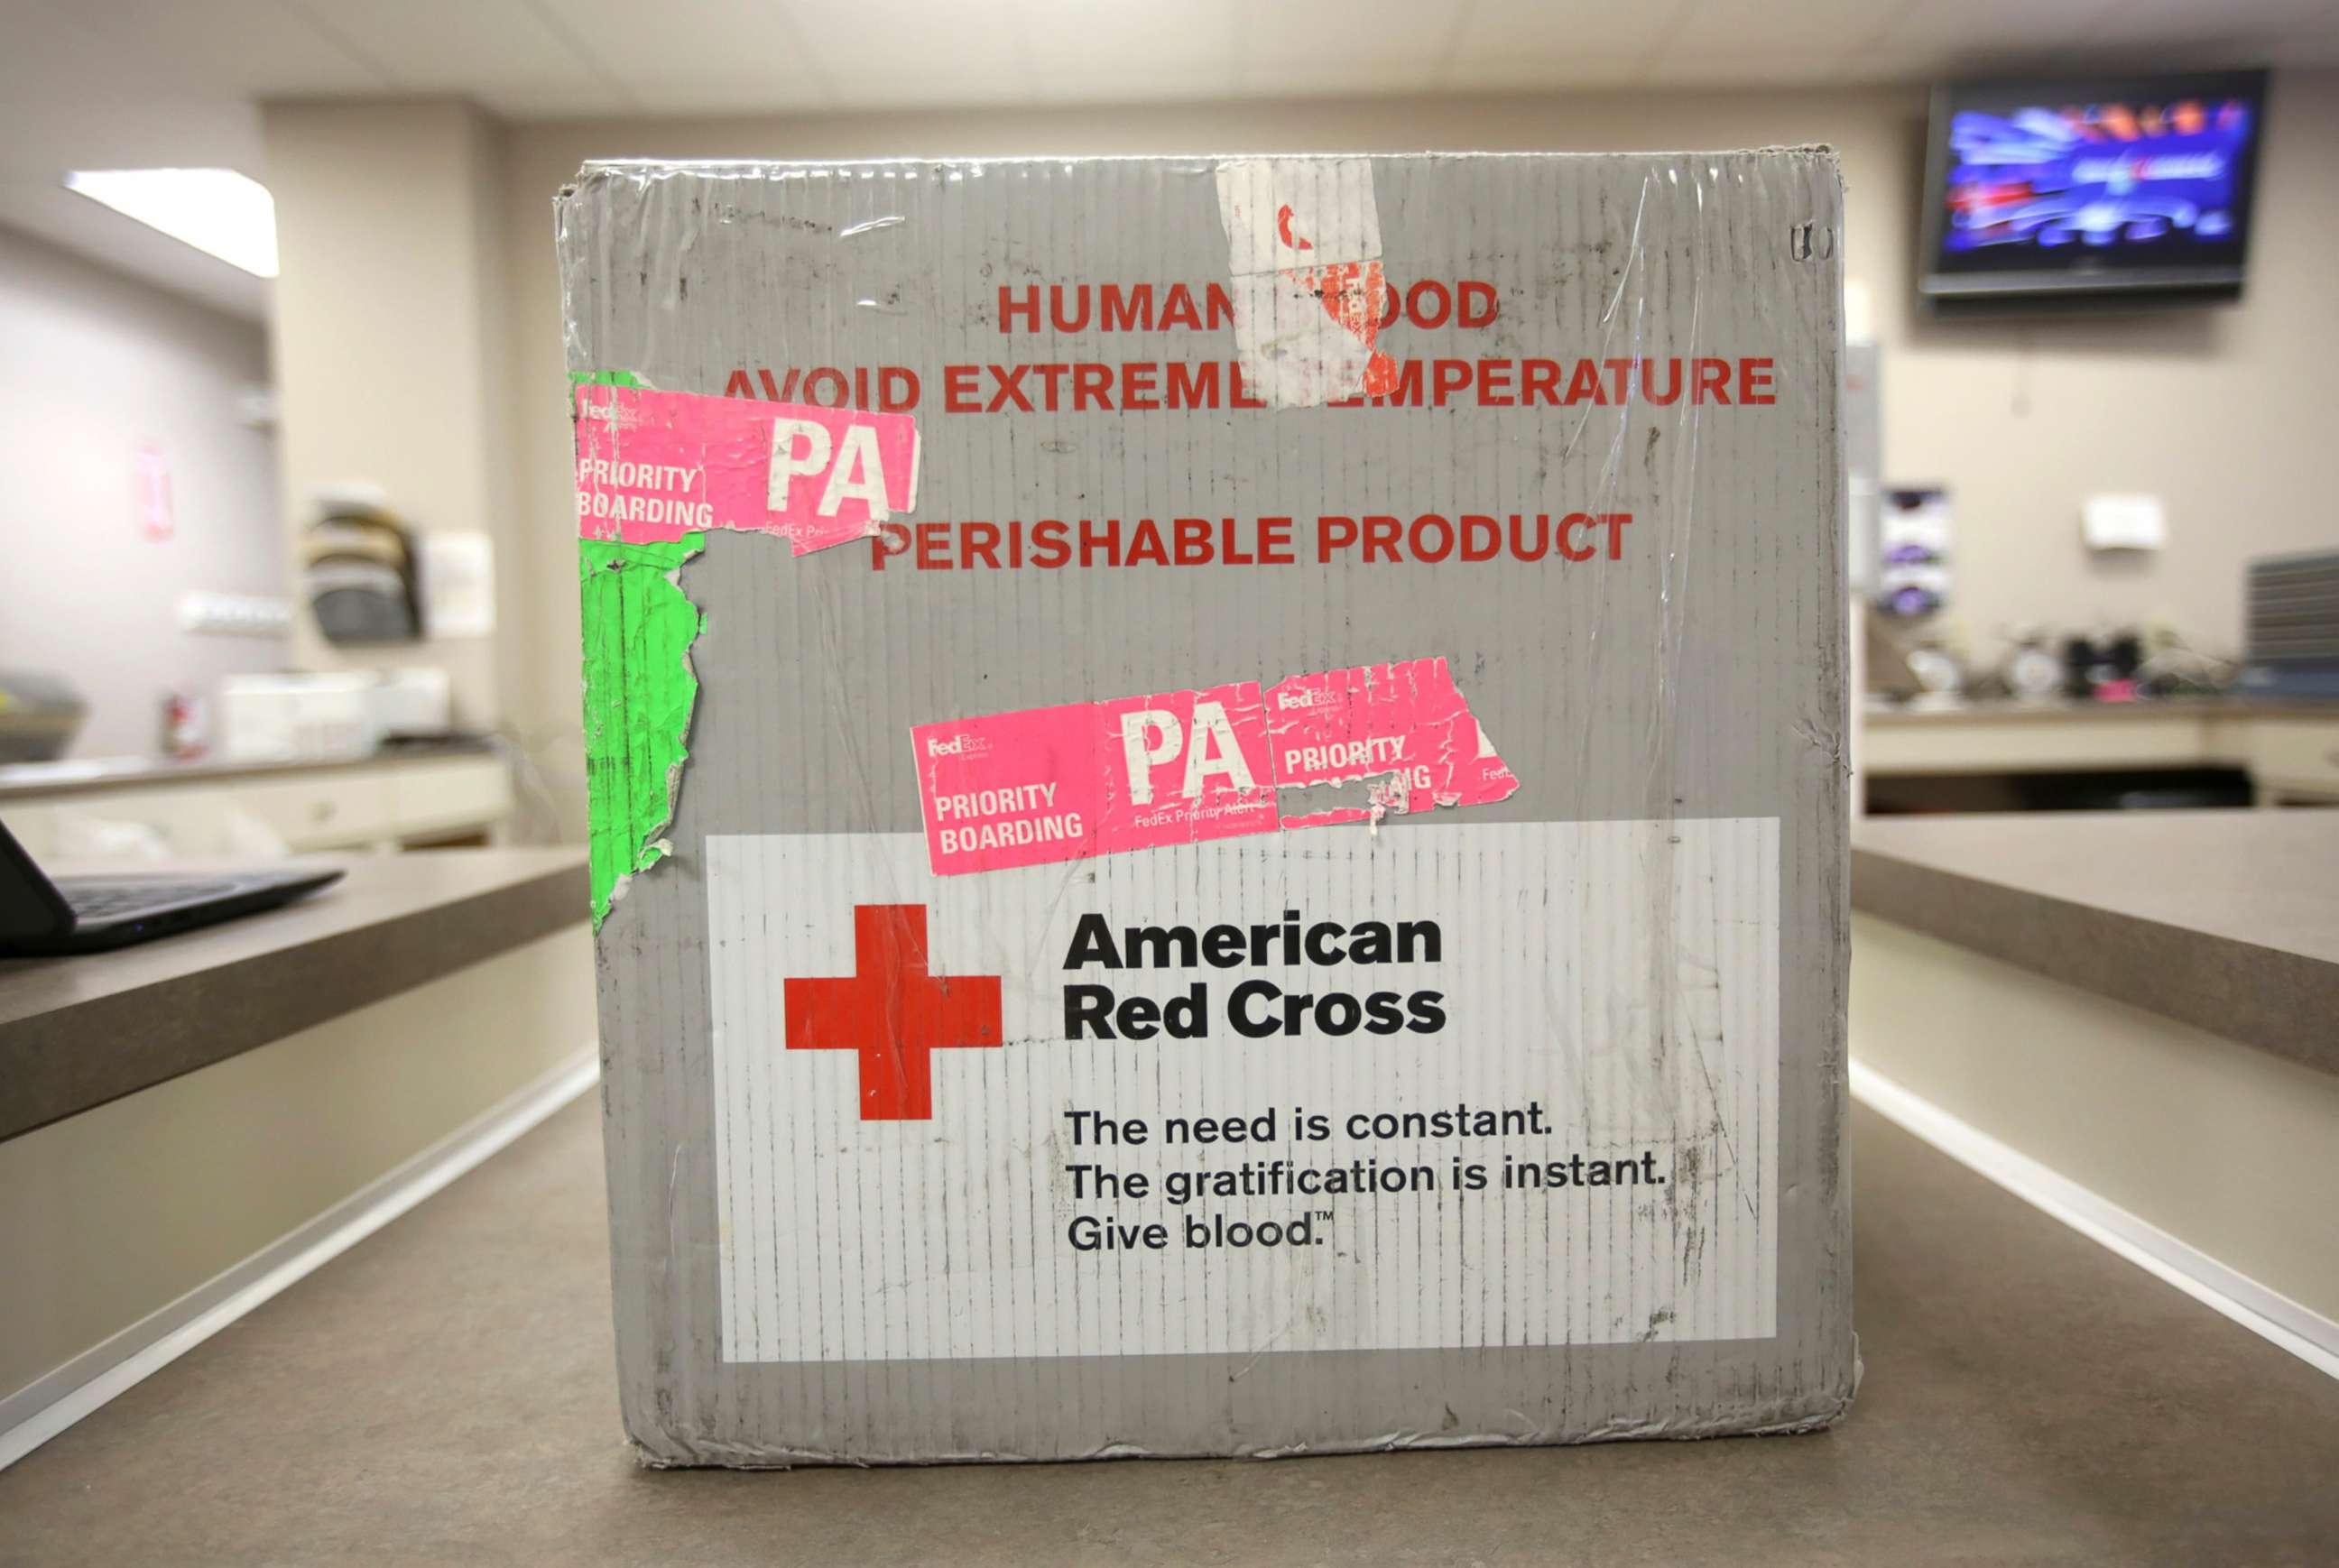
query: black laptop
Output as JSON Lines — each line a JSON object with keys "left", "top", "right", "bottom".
{"left": 0, "top": 817, "right": 342, "bottom": 956}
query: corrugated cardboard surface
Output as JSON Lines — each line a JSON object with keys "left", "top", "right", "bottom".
{"left": 559, "top": 152, "right": 1852, "bottom": 1465}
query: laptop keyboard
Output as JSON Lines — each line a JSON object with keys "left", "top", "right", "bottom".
{"left": 63, "top": 881, "right": 239, "bottom": 919}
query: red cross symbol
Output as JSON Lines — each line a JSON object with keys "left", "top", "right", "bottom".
{"left": 783, "top": 904, "right": 1003, "bottom": 1121}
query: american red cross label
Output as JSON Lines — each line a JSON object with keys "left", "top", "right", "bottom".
{"left": 706, "top": 819, "right": 1780, "bottom": 1364}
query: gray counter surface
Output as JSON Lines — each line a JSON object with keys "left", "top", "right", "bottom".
{"left": 1, "top": 1094, "right": 2334, "bottom": 1564}
{"left": 0, "top": 848, "right": 587, "bottom": 1140}
{"left": 0, "top": 738, "right": 497, "bottom": 800}
{"left": 1851, "top": 809, "right": 2337, "bottom": 1074}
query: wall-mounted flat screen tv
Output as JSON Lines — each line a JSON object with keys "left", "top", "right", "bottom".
{"left": 1918, "top": 69, "right": 2269, "bottom": 309}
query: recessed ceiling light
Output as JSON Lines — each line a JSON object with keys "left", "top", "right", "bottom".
{"left": 64, "top": 169, "right": 280, "bottom": 279}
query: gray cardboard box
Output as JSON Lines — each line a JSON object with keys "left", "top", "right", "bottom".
{"left": 558, "top": 150, "right": 1853, "bottom": 1465}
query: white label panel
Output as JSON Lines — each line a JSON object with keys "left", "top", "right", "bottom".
{"left": 707, "top": 819, "right": 1778, "bottom": 1362}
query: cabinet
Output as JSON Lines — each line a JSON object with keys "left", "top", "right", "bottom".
{"left": 0, "top": 752, "right": 513, "bottom": 858}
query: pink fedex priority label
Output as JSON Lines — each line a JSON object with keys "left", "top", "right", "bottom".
{"left": 911, "top": 657, "right": 1517, "bottom": 875}
{"left": 574, "top": 382, "right": 919, "bottom": 554}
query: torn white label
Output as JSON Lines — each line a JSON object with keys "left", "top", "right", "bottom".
{"left": 1215, "top": 158, "right": 1394, "bottom": 410}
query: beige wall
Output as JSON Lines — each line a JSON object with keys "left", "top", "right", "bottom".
{"left": 264, "top": 99, "right": 516, "bottom": 735}
{"left": 483, "top": 76, "right": 2339, "bottom": 839}
{"left": 0, "top": 224, "right": 283, "bottom": 758}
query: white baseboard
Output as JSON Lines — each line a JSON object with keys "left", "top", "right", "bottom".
{"left": 1850, "top": 1057, "right": 2339, "bottom": 1381}
{"left": 0, "top": 1047, "right": 599, "bottom": 1471}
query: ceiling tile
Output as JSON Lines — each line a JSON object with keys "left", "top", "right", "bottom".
{"left": 1022, "top": 66, "right": 1248, "bottom": 107}
{"left": 3, "top": 2, "right": 193, "bottom": 117}
{"left": 1873, "top": 0, "right": 2127, "bottom": 51}
{"left": 1220, "top": 0, "right": 1459, "bottom": 94}
{"left": 2101, "top": 0, "right": 2334, "bottom": 42}
{"left": 0, "top": 16, "right": 264, "bottom": 178}
{"left": 1650, "top": 0, "right": 1909, "bottom": 53}
{"left": 1419, "top": 53, "right": 1665, "bottom": 93}
{"left": 541, "top": 0, "right": 831, "bottom": 112}
{"left": 286, "top": 0, "right": 628, "bottom": 107}
{"left": 774, "top": 0, "right": 1026, "bottom": 92}
{"left": 1447, "top": 0, "right": 1691, "bottom": 83}
{"left": 1016, "top": 0, "right": 1239, "bottom": 76}
{"left": 1637, "top": 50, "right": 1872, "bottom": 87}
{"left": 608, "top": 78, "right": 832, "bottom": 117}
{"left": 1229, "top": 52, "right": 1449, "bottom": 97}
{"left": 813, "top": 71, "right": 1042, "bottom": 110}
{"left": 45, "top": 0, "right": 390, "bottom": 97}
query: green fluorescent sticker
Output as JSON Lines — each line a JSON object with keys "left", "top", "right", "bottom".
{"left": 573, "top": 367, "right": 701, "bottom": 926}
{"left": 578, "top": 533, "right": 703, "bottom": 927}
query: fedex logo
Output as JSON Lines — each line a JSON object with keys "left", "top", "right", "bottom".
{"left": 925, "top": 733, "right": 992, "bottom": 758}
{"left": 575, "top": 392, "right": 643, "bottom": 429}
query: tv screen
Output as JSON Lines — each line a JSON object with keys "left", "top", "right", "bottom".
{"left": 1918, "top": 69, "right": 2269, "bottom": 306}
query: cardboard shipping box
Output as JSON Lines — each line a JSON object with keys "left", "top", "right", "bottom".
{"left": 559, "top": 151, "right": 1853, "bottom": 1466}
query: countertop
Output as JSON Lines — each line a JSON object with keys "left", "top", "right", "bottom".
{"left": 1850, "top": 810, "right": 2339, "bottom": 1074}
{"left": 1863, "top": 695, "right": 2338, "bottom": 725}
{"left": 0, "top": 848, "right": 587, "bottom": 1141}
{"left": 0, "top": 737, "right": 498, "bottom": 799}
{"left": 2, "top": 1094, "right": 2333, "bottom": 1565}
